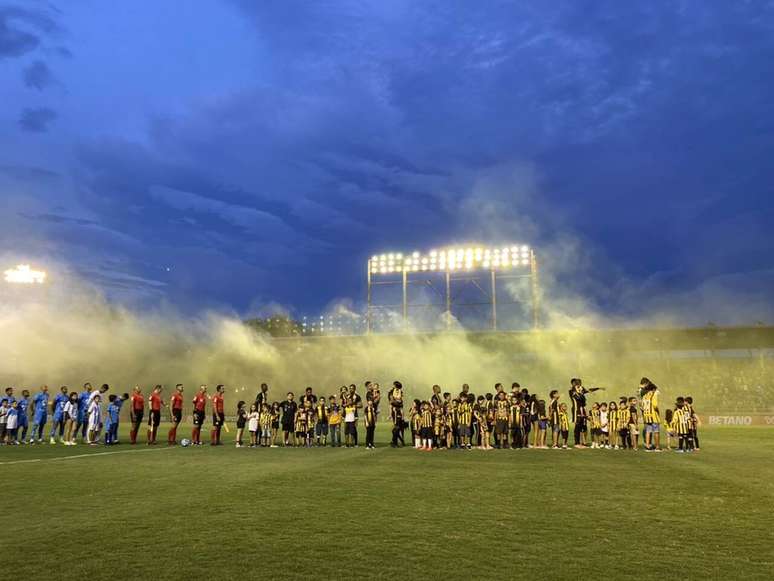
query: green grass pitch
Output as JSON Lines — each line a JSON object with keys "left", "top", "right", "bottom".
{"left": 3, "top": 426, "right": 773, "bottom": 580}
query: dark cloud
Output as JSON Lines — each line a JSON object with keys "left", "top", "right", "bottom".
{"left": 0, "top": 5, "right": 58, "bottom": 58}
{"left": 18, "top": 106, "right": 57, "bottom": 132}
{"left": 22, "top": 59, "right": 55, "bottom": 89}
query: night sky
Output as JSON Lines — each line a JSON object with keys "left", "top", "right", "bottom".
{"left": 1, "top": 1, "right": 773, "bottom": 323}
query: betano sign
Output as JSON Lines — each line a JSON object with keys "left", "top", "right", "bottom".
{"left": 700, "top": 414, "right": 774, "bottom": 426}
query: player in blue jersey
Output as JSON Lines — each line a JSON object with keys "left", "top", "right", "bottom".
{"left": 29, "top": 385, "right": 49, "bottom": 443}
{"left": 17, "top": 389, "right": 30, "bottom": 443}
{"left": 0, "top": 387, "right": 15, "bottom": 407}
{"left": 72, "top": 383, "right": 93, "bottom": 443}
{"left": 49, "top": 386, "right": 69, "bottom": 444}
{"left": 104, "top": 394, "right": 123, "bottom": 445}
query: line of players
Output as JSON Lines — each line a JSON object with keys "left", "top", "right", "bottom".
{"left": 397, "top": 378, "right": 699, "bottom": 452}
{"left": 0, "top": 377, "right": 698, "bottom": 452}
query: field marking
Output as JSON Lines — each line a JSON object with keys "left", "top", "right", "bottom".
{"left": 0, "top": 446, "right": 171, "bottom": 466}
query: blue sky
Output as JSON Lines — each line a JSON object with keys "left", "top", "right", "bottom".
{"left": 1, "top": 1, "right": 773, "bottom": 323}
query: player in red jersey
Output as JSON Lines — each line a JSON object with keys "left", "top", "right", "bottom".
{"left": 146, "top": 385, "right": 164, "bottom": 445}
{"left": 167, "top": 384, "right": 184, "bottom": 445}
{"left": 211, "top": 384, "right": 226, "bottom": 446}
{"left": 129, "top": 386, "right": 145, "bottom": 445}
{"left": 191, "top": 385, "right": 208, "bottom": 445}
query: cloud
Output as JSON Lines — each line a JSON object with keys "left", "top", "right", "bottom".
{"left": 22, "top": 59, "right": 55, "bottom": 89}
{"left": 18, "top": 106, "right": 57, "bottom": 132}
{"left": 0, "top": 5, "right": 58, "bottom": 58}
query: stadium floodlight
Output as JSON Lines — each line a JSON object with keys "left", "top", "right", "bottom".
{"left": 4, "top": 264, "right": 47, "bottom": 284}
{"left": 367, "top": 244, "right": 534, "bottom": 275}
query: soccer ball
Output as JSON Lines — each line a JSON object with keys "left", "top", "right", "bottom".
{"left": 181, "top": 438, "right": 192, "bottom": 447}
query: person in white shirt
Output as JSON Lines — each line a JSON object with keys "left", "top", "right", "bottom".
{"left": 247, "top": 404, "right": 260, "bottom": 447}
{"left": 87, "top": 395, "right": 102, "bottom": 445}
{"left": 63, "top": 392, "right": 78, "bottom": 445}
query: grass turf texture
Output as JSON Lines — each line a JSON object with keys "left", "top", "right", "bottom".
{"left": 3, "top": 426, "right": 773, "bottom": 580}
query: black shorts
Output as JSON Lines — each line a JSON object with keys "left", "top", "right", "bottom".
{"left": 192, "top": 410, "right": 205, "bottom": 427}
{"left": 419, "top": 426, "right": 433, "bottom": 439}
{"left": 282, "top": 420, "right": 294, "bottom": 432}
{"left": 132, "top": 410, "right": 144, "bottom": 425}
{"left": 213, "top": 413, "right": 225, "bottom": 427}
{"left": 344, "top": 422, "right": 357, "bottom": 436}
{"left": 236, "top": 418, "right": 246, "bottom": 429}
{"left": 148, "top": 410, "right": 161, "bottom": 427}
{"left": 495, "top": 419, "right": 509, "bottom": 435}
{"left": 172, "top": 409, "right": 182, "bottom": 423}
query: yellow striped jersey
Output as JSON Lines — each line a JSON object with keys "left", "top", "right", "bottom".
{"left": 558, "top": 409, "right": 570, "bottom": 432}
{"left": 642, "top": 390, "right": 660, "bottom": 423}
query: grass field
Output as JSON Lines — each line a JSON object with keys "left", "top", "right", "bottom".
{"left": 3, "top": 425, "right": 773, "bottom": 580}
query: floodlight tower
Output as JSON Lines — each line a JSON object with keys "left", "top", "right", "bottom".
{"left": 366, "top": 245, "right": 540, "bottom": 333}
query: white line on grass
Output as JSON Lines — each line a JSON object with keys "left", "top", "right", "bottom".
{"left": 0, "top": 447, "right": 171, "bottom": 466}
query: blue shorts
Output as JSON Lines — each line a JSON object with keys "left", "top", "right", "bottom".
{"left": 644, "top": 423, "right": 660, "bottom": 434}
{"left": 53, "top": 413, "right": 63, "bottom": 424}
{"left": 34, "top": 413, "right": 47, "bottom": 424}
{"left": 17, "top": 415, "right": 28, "bottom": 427}
{"left": 538, "top": 420, "right": 548, "bottom": 430}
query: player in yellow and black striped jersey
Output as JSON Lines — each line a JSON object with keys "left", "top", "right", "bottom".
{"left": 294, "top": 405, "right": 308, "bottom": 447}
{"left": 494, "top": 392, "right": 510, "bottom": 449}
{"left": 640, "top": 377, "right": 661, "bottom": 451}
{"left": 607, "top": 401, "right": 619, "bottom": 448}
{"left": 627, "top": 397, "right": 639, "bottom": 450}
{"left": 473, "top": 404, "right": 491, "bottom": 450}
{"left": 433, "top": 407, "right": 444, "bottom": 449}
{"left": 410, "top": 400, "right": 422, "bottom": 449}
{"left": 685, "top": 396, "right": 699, "bottom": 450}
{"left": 558, "top": 403, "right": 570, "bottom": 448}
{"left": 617, "top": 397, "right": 631, "bottom": 449}
{"left": 444, "top": 404, "right": 455, "bottom": 449}
{"left": 509, "top": 395, "right": 524, "bottom": 449}
{"left": 418, "top": 401, "right": 434, "bottom": 450}
{"left": 457, "top": 395, "right": 473, "bottom": 449}
{"left": 671, "top": 397, "right": 693, "bottom": 452}
{"left": 364, "top": 400, "right": 377, "bottom": 449}
{"left": 448, "top": 400, "right": 459, "bottom": 448}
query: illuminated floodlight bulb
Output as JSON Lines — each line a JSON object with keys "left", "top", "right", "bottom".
{"left": 493, "top": 248, "right": 500, "bottom": 255}
{"left": 465, "top": 261, "right": 473, "bottom": 269}
{"left": 521, "top": 245, "right": 529, "bottom": 252}
{"left": 510, "top": 246, "right": 519, "bottom": 253}
{"left": 511, "top": 259, "right": 519, "bottom": 266}
{"left": 404, "top": 257, "right": 411, "bottom": 264}
{"left": 501, "top": 247, "right": 509, "bottom": 255}
{"left": 412, "top": 251, "right": 420, "bottom": 258}
{"left": 430, "top": 250, "right": 437, "bottom": 257}
{"left": 4, "top": 264, "right": 46, "bottom": 284}
{"left": 474, "top": 249, "right": 483, "bottom": 259}
{"left": 396, "top": 253, "right": 403, "bottom": 259}
{"left": 371, "top": 255, "right": 378, "bottom": 261}
{"left": 522, "top": 259, "right": 530, "bottom": 266}
{"left": 421, "top": 257, "right": 428, "bottom": 265}
{"left": 380, "top": 254, "right": 387, "bottom": 261}
{"left": 456, "top": 249, "right": 464, "bottom": 257}
{"left": 465, "top": 248, "right": 473, "bottom": 256}
{"left": 380, "top": 267, "right": 387, "bottom": 273}
{"left": 388, "top": 253, "right": 395, "bottom": 260}
{"left": 483, "top": 260, "right": 491, "bottom": 268}
{"left": 493, "top": 258, "right": 501, "bottom": 266}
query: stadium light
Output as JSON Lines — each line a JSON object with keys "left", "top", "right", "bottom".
{"left": 368, "top": 245, "right": 533, "bottom": 274}
{"left": 4, "top": 264, "right": 47, "bottom": 284}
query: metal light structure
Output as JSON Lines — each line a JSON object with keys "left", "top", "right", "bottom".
{"left": 366, "top": 245, "right": 539, "bottom": 333}
{"left": 4, "top": 264, "right": 47, "bottom": 284}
